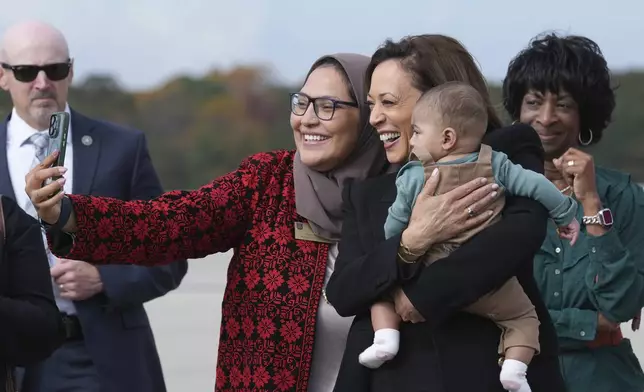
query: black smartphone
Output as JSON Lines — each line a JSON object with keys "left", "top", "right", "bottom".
{"left": 44, "top": 112, "right": 70, "bottom": 189}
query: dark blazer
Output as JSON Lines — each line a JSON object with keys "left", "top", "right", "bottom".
{"left": 0, "top": 196, "right": 64, "bottom": 391}
{"left": 327, "top": 124, "right": 567, "bottom": 392}
{"left": 0, "top": 110, "right": 188, "bottom": 392}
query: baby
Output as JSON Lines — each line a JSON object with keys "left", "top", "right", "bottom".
{"left": 360, "top": 82, "right": 580, "bottom": 392}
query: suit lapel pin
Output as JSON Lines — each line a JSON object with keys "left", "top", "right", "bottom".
{"left": 81, "top": 135, "right": 93, "bottom": 146}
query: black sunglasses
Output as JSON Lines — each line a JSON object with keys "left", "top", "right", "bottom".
{"left": 290, "top": 92, "right": 358, "bottom": 121}
{"left": 1, "top": 60, "right": 72, "bottom": 83}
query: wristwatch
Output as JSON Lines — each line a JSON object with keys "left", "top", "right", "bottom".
{"left": 40, "top": 195, "right": 73, "bottom": 232}
{"left": 582, "top": 208, "right": 614, "bottom": 228}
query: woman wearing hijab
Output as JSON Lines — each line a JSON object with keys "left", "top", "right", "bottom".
{"left": 23, "top": 53, "right": 386, "bottom": 392}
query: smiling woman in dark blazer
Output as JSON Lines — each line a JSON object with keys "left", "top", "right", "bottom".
{"left": 326, "top": 35, "right": 566, "bottom": 392}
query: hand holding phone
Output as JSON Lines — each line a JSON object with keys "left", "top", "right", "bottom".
{"left": 44, "top": 112, "right": 69, "bottom": 193}
{"left": 24, "top": 151, "right": 67, "bottom": 225}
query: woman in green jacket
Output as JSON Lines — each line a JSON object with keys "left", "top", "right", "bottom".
{"left": 503, "top": 32, "right": 644, "bottom": 392}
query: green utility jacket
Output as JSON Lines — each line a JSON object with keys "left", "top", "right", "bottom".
{"left": 534, "top": 166, "right": 644, "bottom": 392}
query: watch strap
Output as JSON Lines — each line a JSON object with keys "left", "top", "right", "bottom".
{"left": 582, "top": 208, "right": 613, "bottom": 227}
{"left": 41, "top": 195, "right": 73, "bottom": 232}
{"left": 581, "top": 214, "right": 601, "bottom": 225}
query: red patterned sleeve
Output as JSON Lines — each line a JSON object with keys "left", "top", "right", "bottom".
{"left": 53, "top": 151, "right": 286, "bottom": 266}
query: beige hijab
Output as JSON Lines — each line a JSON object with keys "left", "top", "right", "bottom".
{"left": 293, "top": 53, "right": 387, "bottom": 242}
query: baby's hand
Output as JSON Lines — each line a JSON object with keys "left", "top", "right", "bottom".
{"left": 558, "top": 218, "right": 580, "bottom": 246}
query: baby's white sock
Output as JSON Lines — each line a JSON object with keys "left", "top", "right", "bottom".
{"left": 499, "top": 359, "right": 531, "bottom": 392}
{"left": 358, "top": 328, "right": 400, "bottom": 369}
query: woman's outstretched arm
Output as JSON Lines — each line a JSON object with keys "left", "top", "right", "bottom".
{"left": 31, "top": 151, "right": 289, "bottom": 266}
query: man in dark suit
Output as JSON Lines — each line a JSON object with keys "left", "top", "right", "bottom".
{"left": 0, "top": 20, "right": 188, "bottom": 392}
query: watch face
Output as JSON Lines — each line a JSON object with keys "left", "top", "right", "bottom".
{"left": 600, "top": 209, "right": 614, "bottom": 226}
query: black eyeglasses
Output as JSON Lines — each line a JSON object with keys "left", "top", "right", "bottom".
{"left": 290, "top": 92, "right": 358, "bottom": 121}
{"left": 1, "top": 59, "right": 72, "bottom": 83}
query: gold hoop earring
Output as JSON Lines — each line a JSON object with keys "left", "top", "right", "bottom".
{"left": 579, "top": 129, "right": 593, "bottom": 146}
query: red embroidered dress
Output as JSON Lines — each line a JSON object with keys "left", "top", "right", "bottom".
{"left": 51, "top": 150, "right": 331, "bottom": 391}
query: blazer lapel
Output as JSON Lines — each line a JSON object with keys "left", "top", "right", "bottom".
{"left": 0, "top": 115, "right": 16, "bottom": 200}
{"left": 369, "top": 172, "right": 398, "bottom": 241}
{"left": 70, "top": 109, "right": 100, "bottom": 195}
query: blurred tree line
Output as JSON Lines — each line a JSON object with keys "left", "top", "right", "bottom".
{"left": 0, "top": 67, "right": 641, "bottom": 190}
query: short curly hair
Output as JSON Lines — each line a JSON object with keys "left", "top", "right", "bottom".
{"left": 502, "top": 32, "right": 616, "bottom": 145}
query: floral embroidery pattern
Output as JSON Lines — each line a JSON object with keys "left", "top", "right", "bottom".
{"left": 53, "top": 150, "right": 330, "bottom": 391}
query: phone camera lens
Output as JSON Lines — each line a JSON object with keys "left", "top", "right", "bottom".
{"left": 49, "top": 116, "right": 58, "bottom": 137}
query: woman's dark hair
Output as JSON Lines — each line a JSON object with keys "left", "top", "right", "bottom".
{"left": 502, "top": 32, "right": 616, "bottom": 145}
{"left": 365, "top": 34, "right": 503, "bottom": 132}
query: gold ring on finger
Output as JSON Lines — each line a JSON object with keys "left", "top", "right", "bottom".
{"left": 567, "top": 160, "right": 575, "bottom": 167}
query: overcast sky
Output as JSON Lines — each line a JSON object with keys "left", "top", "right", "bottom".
{"left": 2, "top": 0, "right": 642, "bottom": 90}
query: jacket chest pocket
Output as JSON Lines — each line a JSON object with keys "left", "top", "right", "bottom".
{"left": 539, "top": 221, "right": 590, "bottom": 271}
{"left": 563, "top": 234, "right": 591, "bottom": 271}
